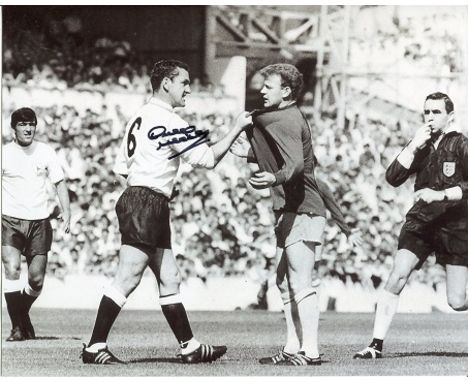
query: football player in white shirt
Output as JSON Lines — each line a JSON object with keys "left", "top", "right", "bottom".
{"left": 82, "top": 60, "right": 252, "bottom": 365}
{"left": 2, "top": 107, "right": 71, "bottom": 341}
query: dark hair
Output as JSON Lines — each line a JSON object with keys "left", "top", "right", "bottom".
{"left": 259, "top": 63, "right": 304, "bottom": 100}
{"left": 150, "top": 60, "right": 189, "bottom": 92}
{"left": 11, "top": 107, "right": 37, "bottom": 128}
{"left": 425, "top": 92, "right": 454, "bottom": 114}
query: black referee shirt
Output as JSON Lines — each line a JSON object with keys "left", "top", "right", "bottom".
{"left": 386, "top": 131, "right": 468, "bottom": 235}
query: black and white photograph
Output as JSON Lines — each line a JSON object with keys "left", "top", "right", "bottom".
{"left": 1, "top": 3, "right": 468, "bottom": 377}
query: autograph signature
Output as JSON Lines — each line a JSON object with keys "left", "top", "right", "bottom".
{"left": 148, "top": 125, "right": 210, "bottom": 160}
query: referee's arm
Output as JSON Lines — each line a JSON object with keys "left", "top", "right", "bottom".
{"left": 385, "top": 144, "right": 423, "bottom": 187}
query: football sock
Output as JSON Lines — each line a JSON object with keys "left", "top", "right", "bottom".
{"left": 369, "top": 338, "right": 384, "bottom": 351}
{"left": 86, "top": 342, "right": 108, "bottom": 353}
{"left": 281, "top": 293, "right": 301, "bottom": 354}
{"left": 296, "top": 288, "right": 320, "bottom": 359}
{"left": 89, "top": 286, "right": 127, "bottom": 346}
{"left": 372, "top": 290, "right": 399, "bottom": 341}
{"left": 180, "top": 337, "right": 201, "bottom": 355}
{"left": 159, "top": 294, "right": 194, "bottom": 347}
{"left": 3, "top": 279, "right": 23, "bottom": 328}
{"left": 455, "top": 287, "right": 468, "bottom": 311}
{"left": 21, "top": 282, "right": 42, "bottom": 313}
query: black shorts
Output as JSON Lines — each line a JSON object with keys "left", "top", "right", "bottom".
{"left": 115, "top": 186, "right": 171, "bottom": 250}
{"left": 398, "top": 225, "right": 468, "bottom": 268}
{"left": 1, "top": 215, "right": 53, "bottom": 256}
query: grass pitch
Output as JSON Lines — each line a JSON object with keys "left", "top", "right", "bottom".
{"left": 2, "top": 308, "right": 467, "bottom": 376}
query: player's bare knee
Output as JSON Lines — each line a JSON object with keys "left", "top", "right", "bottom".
{"left": 28, "top": 275, "right": 44, "bottom": 291}
{"left": 159, "top": 270, "right": 181, "bottom": 295}
{"left": 387, "top": 269, "right": 410, "bottom": 291}
{"left": 3, "top": 262, "right": 21, "bottom": 279}
{"left": 114, "top": 271, "right": 143, "bottom": 295}
{"left": 117, "top": 260, "right": 147, "bottom": 290}
{"left": 125, "top": 278, "right": 141, "bottom": 295}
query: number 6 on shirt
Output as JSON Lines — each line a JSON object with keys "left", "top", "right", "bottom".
{"left": 127, "top": 117, "right": 142, "bottom": 158}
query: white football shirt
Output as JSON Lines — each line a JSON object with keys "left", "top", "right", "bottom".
{"left": 113, "top": 97, "right": 215, "bottom": 197}
{"left": 2, "top": 141, "right": 65, "bottom": 220}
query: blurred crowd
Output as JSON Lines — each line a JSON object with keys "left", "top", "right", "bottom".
{"left": 351, "top": 8, "right": 463, "bottom": 75}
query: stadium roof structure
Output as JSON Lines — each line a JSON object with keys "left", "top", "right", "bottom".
{"left": 205, "top": 5, "right": 324, "bottom": 60}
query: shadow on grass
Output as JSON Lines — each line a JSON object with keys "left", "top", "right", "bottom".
{"left": 128, "top": 357, "right": 233, "bottom": 364}
{"left": 128, "top": 357, "right": 182, "bottom": 364}
{"left": 390, "top": 352, "right": 468, "bottom": 358}
{"left": 28, "top": 335, "right": 82, "bottom": 341}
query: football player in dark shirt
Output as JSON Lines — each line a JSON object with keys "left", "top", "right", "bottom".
{"left": 354, "top": 92, "right": 468, "bottom": 359}
{"left": 232, "top": 63, "right": 344, "bottom": 366}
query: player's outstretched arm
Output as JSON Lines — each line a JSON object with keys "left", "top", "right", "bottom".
{"left": 230, "top": 134, "right": 252, "bottom": 159}
{"left": 55, "top": 180, "right": 71, "bottom": 233}
{"left": 210, "top": 112, "right": 252, "bottom": 167}
{"left": 175, "top": 112, "right": 251, "bottom": 169}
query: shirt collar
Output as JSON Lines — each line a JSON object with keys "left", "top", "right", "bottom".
{"left": 148, "top": 97, "right": 173, "bottom": 111}
{"left": 13, "top": 140, "right": 36, "bottom": 152}
{"left": 433, "top": 122, "right": 460, "bottom": 147}
{"left": 443, "top": 122, "right": 461, "bottom": 135}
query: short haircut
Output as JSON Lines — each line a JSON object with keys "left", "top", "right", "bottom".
{"left": 425, "top": 92, "right": 454, "bottom": 114}
{"left": 150, "top": 60, "right": 189, "bottom": 92}
{"left": 260, "top": 63, "right": 304, "bottom": 100}
{"left": 11, "top": 107, "right": 37, "bottom": 128}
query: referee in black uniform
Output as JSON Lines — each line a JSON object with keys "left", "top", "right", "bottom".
{"left": 355, "top": 92, "right": 468, "bottom": 359}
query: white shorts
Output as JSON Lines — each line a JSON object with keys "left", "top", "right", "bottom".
{"left": 274, "top": 212, "right": 326, "bottom": 249}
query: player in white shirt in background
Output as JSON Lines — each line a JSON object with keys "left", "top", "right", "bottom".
{"left": 82, "top": 59, "right": 252, "bottom": 365}
{"left": 2, "top": 107, "right": 71, "bottom": 341}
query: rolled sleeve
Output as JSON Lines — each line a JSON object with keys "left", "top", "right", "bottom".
{"left": 445, "top": 186, "right": 463, "bottom": 201}
{"left": 181, "top": 144, "right": 215, "bottom": 168}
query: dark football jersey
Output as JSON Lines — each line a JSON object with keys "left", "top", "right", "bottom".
{"left": 245, "top": 104, "right": 326, "bottom": 216}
